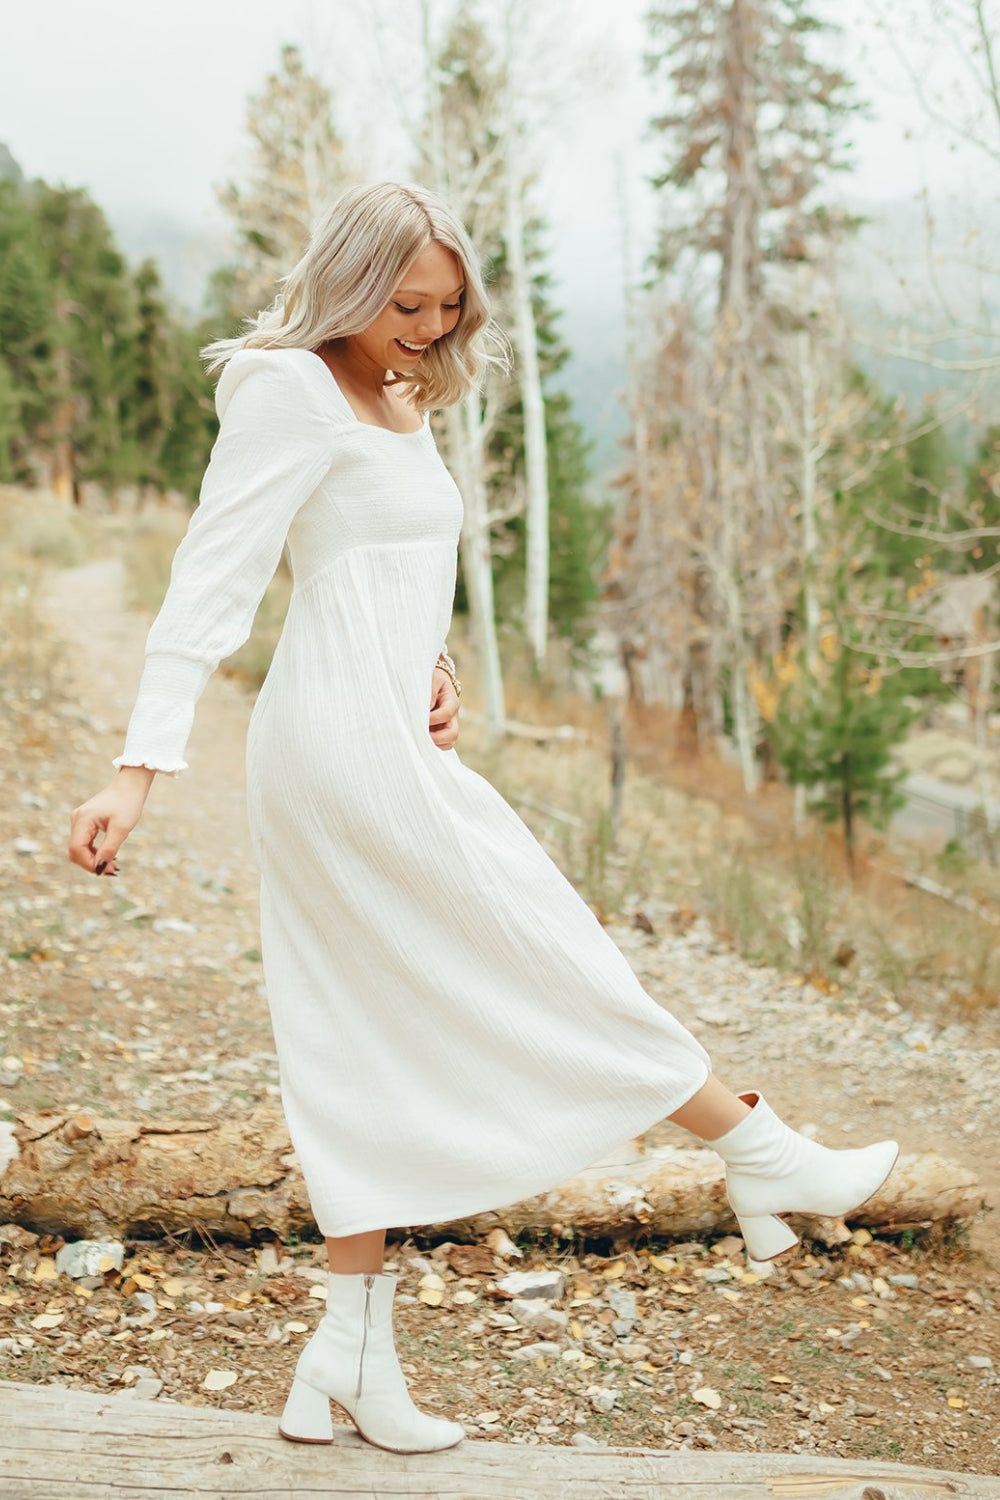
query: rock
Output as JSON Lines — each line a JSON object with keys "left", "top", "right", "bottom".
{"left": 132, "top": 1292, "right": 157, "bottom": 1313}
{"left": 589, "top": 1388, "right": 619, "bottom": 1413}
{"left": 967, "top": 1354, "right": 994, "bottom": 1369}
{"left": 116, "top": 1376, "right": 163, "bottom": 1401}
{"left": 55, "top": 1239, "right": 125, "bottom": 1279}
{"left": 510, "top": 1341, "right": 563, "bottom": 1361}
{"left": 14, "top": 838, "right": 41, "bottom": 855}
{"left": 497, "top": 1270, "right": 565, "bottom": 1302}
{"left": 508, "top": 1298, "right": 568, "bottom": 1335}
{"left": 571, "top": 1431, "right": 607, "bottom": 1448}
{"left": 888, "top": 1274, "right": 920, "bottom": 1289}
{"left": 618, "top": 1342, "right": 653, "bottom": 1363}
{"left": 607, "top": 1284, "right": 637, "bottom": 1336}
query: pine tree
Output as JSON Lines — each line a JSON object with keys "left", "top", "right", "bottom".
{"left": 215, "top": 44, "right": 351, "bottom": 323}
{"left": 764, "top": 563, "right": 914, "bottom": 868}
{"left": 118, "top": 257, "right": 173, "bottom": 491}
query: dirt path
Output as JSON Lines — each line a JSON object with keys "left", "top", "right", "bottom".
{"left": 0, "top": 553, "right": 995, "bottom": 1474}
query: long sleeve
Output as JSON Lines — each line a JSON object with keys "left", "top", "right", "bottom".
{"left": 112, "top": 350, "right": 341, "bottom": 776}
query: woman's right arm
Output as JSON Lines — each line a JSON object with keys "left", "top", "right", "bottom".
{"left": 67, "top": 350, "right": 344, "bottom": 878}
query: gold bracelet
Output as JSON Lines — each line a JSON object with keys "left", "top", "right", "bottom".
{"left": 435, "top": 651, "right": 462, "bottom": 699}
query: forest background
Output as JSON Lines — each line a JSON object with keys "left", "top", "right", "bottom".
{"left": 2, "top": 0, "right": 1000, "bottom": 1007}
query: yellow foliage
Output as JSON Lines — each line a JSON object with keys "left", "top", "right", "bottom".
{"left": 818, "top": 628, "right": 839, "bottom": 663}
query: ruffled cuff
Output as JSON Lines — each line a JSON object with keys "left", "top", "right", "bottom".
{"left": 112, "top": 650, "right": 214, "bottom": 778}
{"left": 111, "top": 755, "right": 188, "bottom": 778}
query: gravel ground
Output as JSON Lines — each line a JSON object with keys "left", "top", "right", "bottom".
{"left": 0, "top": 552, "right": 996, "bottom": 1477}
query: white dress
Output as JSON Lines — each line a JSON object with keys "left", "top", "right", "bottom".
{"left": 113, "top": 347, "right": 712, "bottom": 1237}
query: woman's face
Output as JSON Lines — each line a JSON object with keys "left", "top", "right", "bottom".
{"left": 359, "top": 241, "right": 465, "bottom": 372}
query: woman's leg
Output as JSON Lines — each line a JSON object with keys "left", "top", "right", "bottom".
{"left": 326, "top": 1229, "right": 387, "bottom": 1275}
{"left": 668, "top": 1072, "right": 752, "bottom": 1139}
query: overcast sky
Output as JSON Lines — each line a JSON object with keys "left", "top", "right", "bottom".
{"left": 0, "top": 0, "right": 990, "bottom": 320}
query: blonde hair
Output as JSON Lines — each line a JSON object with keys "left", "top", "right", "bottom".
{"left": 201, "top": 180, "right": 511, "bottom": 411}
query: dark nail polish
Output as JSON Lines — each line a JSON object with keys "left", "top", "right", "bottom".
{"left": 96, "top": 860, "right": 106, "bottom": 874}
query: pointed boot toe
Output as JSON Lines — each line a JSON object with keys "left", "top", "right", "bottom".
{"left": 708, "top": 1092, "right": 900, "bottom": 1256}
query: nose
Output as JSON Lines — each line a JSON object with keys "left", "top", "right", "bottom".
{"left": 416, "top": 308, "right": 446, "bottom": 341}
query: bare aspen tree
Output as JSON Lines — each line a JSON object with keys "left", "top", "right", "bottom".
{"left": 417, "top": 0, "right": 511, "bottom": 744}
{"left": 499, "top": 3, "right": 551, "bottom": 672}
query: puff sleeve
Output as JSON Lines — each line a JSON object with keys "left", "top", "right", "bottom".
{"left": 112, "top": 350, "right": 339, "bottom": 777}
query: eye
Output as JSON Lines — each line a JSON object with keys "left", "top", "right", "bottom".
{"left": 394, "top": 302, "right": 419, "bottom": 314}
{"left": 444, "top": 302, "right": 461, "bottom": 311}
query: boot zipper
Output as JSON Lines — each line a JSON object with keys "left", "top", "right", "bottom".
{"left": 356, "top": 1273, "right": 375, "bottom": 1402}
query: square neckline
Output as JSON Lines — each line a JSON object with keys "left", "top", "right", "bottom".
{"left": 300, "top": 348, "right": 429, "bottom": 436}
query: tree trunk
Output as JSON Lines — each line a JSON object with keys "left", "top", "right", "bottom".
{"left": 447, "top": 397, "right": 506, "bottom": 747}
{"left": 0, "top": 1109, "right": 982, "bottom": 1246}
{"left": 504, "top": 121, "right": 550, "bottom": 671}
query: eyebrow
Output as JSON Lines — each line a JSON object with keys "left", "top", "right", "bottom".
{"left": 396, "top": 286, "right": 465, "bottom": 297}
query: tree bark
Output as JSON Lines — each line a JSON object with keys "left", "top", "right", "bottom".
{"left": 0, "top": 1109, "right": 983, "bottom": 1247}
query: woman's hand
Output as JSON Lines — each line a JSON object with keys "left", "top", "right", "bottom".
{"left": 68, "top": 766, "right": 156, "bottom": 876}
{"left": 429, "top": 665, "right": 460, "bottom": 750}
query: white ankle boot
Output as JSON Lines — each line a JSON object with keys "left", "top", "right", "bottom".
{"left": 279, "top": 1270, "right": 466, "bottom": 1454}
{"left": 707, "top": 1091, "right": 900, "bottom": 1261}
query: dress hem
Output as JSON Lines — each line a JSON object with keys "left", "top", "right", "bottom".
{"left": 307, "top": 1056, "right": 713, "bottom": 1238}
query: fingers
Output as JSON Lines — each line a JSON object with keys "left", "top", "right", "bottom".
{"left": 429, "top": 714, "right": 460, "bottom": 750}
{"left": 67, "top": 807, "right": 124, "bottom": 876}
{"left": 428, "top": 686, "right": 460, "bottom": 724}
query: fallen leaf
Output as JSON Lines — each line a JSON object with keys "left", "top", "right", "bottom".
{"left": 161, "top": 1279, "right": 185, "bottom": 1298}
{"left": 30, "top": 1313, "right": 65, "bottom": 1329}
{"left": 418, "top": 1287, "right": 444, "bottom": 1307}
{"left": 203, "top": 1369, "right": 238, "bottom": 1391}
{"left": 33, "top": 1259, "right": 58, "bottom": 1283}
{"left": 308, "top": 1284, "right": 327, "bottom": 1300}
{"left": 693, "top": 1386, "right": 722, "bottom": 1409}
{"left": 284, "top": 1320, "right": 309, "bottom": 1333}
{"left": 648, "top": 1254, "right": 676, "bottom": 1274}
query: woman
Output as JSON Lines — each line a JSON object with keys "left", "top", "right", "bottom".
{"left": 68, "top": 180, "right": 898, "bottom": 1457}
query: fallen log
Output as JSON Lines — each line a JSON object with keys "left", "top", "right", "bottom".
{"left": 0, "top": 1107, "right": 986, "bottom": 1247}
{"left": 4, "top": 1379, "right": 999, "bottom": 1499}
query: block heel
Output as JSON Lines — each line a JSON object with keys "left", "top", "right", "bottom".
{"left": 734, "top": 1212, "right": 800, "bottom": 1261}
{"left": 279, "top": 1377, "right": 333, "bottom": 1444}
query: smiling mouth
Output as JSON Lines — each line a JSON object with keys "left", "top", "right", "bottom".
{"left": 396, "top": 339, "right": 428, "bottom": 355}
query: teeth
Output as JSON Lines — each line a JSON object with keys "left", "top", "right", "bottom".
{"left": 398, "top": 339, "right": 427, "bottom": 351}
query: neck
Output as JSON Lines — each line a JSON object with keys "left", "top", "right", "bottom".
{"left": 317, "top": 339, "right": 390, "bottom": 399}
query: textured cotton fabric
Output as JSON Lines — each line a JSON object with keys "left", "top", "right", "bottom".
{"left": 114, "top": 346, "right": 712, "bottom": 1236}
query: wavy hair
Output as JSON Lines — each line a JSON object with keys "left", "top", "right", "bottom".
{"left": 201, "top": 180, "right": 512, "bottom": 411}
